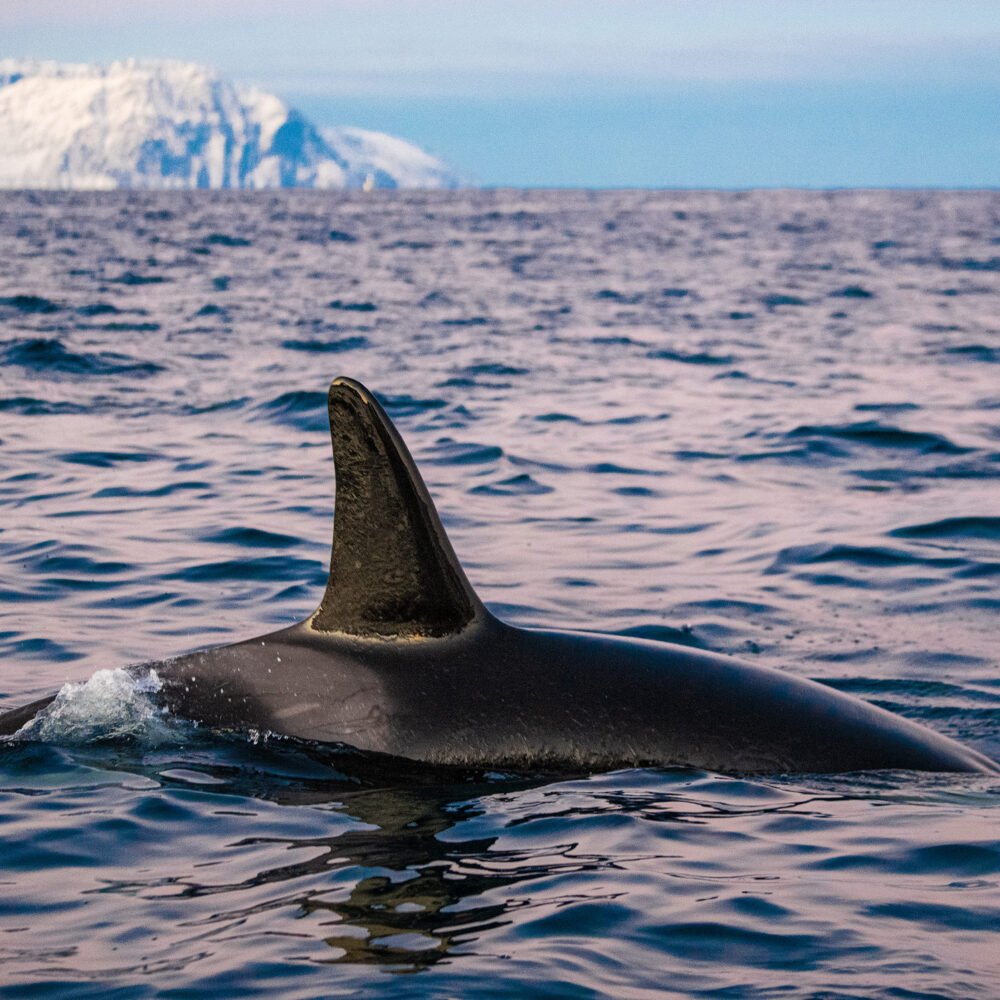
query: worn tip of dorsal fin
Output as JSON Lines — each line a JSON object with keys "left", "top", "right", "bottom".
{"left": 310, "top": 377, "right": 486, "bottom": 638}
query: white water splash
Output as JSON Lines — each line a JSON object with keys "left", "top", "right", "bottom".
{"left": 14, "top": 668, "right": 173, "bottom": 744}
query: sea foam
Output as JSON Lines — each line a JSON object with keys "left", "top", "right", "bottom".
{"left": 14, "top": 667, "right": 172, "bottom": 744}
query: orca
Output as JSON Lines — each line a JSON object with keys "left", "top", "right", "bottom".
{"left": 1, "top": 377, "right": 996, "bottom": 774}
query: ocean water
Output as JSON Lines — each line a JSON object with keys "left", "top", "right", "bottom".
{"left": 0, "top": 189, "right": 998, "bottom": 997}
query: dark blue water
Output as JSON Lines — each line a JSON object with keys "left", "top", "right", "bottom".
{"left": 0, "top": 189, "right": 998, "bottom": 996}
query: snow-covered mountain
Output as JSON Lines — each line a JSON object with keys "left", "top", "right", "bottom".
{"left": 321, "top": 126, "right": 460, "bottom": 192}
{"left": 0, "top": 59, "right": 460, "bottom": 190}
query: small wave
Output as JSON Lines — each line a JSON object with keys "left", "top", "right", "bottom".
{"left": 766, "top": 543, "right": 963, "bottom": 578}
{"left": 383, "top": 239, "right": 433, "bottom": 250}
{"left": 891, "top": 517, "right": 1000, "bottom": 541}
{"left": 851, "top": 455, "right": 1000, "bottom": 485}
{"left": 643, "top": 921, "right": 828, "bottom": 967}
{"left": 12, "top": 668, "right": 172, "bottom": 745}
{"left": 1, "top": 636, "right": 83, "bottom": 662}
{"left": 594, "top": 289, "right": 643, "bottom": 304}
{"left": 610, "top": 411, "right": 671, "bottom": 425}
{"left": 614, "top": 485, "right": 659, "bottom": 497}
{"left": 777, "top": 218, "right": 828, "bottom": 234}
{"left": 809, "top": 842, "right": 1000, "bottom": 876}
{"left": 939, "top": 256, "right": 1000, "bottom": 272}
{"left": 93, "top": 480, "right": 211, "bottom": 498}
{"left": 2, "top": 337, "right": 163, "bottom": 378}
{"left": 75, "top": 302, "right": 122, "bottom": 316}
{"left": 33, "top": 552, "right": 129, "bottom": 577}
{"left": 60, "top": 451, "right": 157, "bottom": 468}
{"left": 258, "top": 390, "right": 328, "bottom": 432}
{"left": 328, "top": 229, "right": 357, "bottom": 243}
{"left": 535, "top": 412, "right": 581, "bottom": 423}
{"left": 0, "top": 293, "right": 60, "bottom": 313}
{"left": 161, "top": 554, "right": 324, "bottom": 584}
{"left": 587, "top": 462, "right": 658, "bottom": 476}
{"left": 943, "top": 344, "right": 999, "bottom": 363}
{"left": 864, "top": 901, "right": 998, "bottom": 933}
{"left": 738, "top": 441, "right": 847, "bottom": 463}
{"left": 377, "top": 393, "right": 448, "bottom": 418}
{"left": 426, "top": 440, "right": 504, "bottom": 465}
{"left": 441, "top": 316, "right": 489, "bottom": 327}
{"left": 853, "top": 402, "right": 920, "bottom": 413}
{"left": 0, "top": 396, "right": 87, "bottom": 416}
{"left": 647, "top": 348, "right": 735, "bottom": 365}
{"left": 826, "top": 676, "right": 993, "bottom": 701}
{"left": 178, "top": 397, "right": 248, "bottom": 416}
{"left": 830, "top": 285, "right": 874, "bottom": 298}
{"left": 615, "top": 624, "right": 707, "bottom": 649}
{"left": 761, "top": 293, "right": 807, "bottom": 308}
{"left": 419, "top": 290, "right": 454, "bottom": 308}
{"left": 329, "top": 299, "right": 377, "bottom": 312}
{"left": 591, "top": 335, "right": 642, "bottom": 346}
{"left": 204, "top": 233, "right": 251, "bottom": 247}
{"left": 282, "top": 336, "right": 368, "bottom": 353}
{"left": 787, "top": 421, "right": 969, "bottom": 455}
{"left": 471, "top": 473, "right": 553, "bottom": 496}
{"left": 462, "top": 362, "right": 529, "bottom": 378}
{"left": 199, "top": 526, "right": 301, "bottom": 549}
{"left": 95, "top": 321, "right": 161, "bottom": 332}
{"left": 111, "top": 271, "right": 169, "bottom": 285}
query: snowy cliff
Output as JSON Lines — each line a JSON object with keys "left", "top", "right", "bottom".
{"left": 0, "top": 59, "right": 460, "bottom": 190}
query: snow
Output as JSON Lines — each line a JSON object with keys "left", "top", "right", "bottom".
{"left": 321, "top": 125, "right": 460, "bottom": 190}
{"left": 0, "top": 59, "right": 461, "bottom": 190}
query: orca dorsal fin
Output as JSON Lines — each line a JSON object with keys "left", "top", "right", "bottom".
{"left": 310, "top": 377, "right": 486, "bottom": 638}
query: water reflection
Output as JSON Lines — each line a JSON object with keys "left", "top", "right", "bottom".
{"left": 114, "top": 738, "right": 561, "bottom": 970}
{"left": 292, "top": 787, "right": 527, "bottom": 969}
{"left": 122, "top": 742, "right": 844, "bottom": 971}
{"left": 2, "top": 732, "right": 998, "bottom": 992}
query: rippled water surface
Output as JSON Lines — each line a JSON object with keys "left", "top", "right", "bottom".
{"left": 0, "top": 189, "right": 998, "bottom": 996}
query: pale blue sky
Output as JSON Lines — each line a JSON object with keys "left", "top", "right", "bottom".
{"left": 3, "top": 0, "right": 999, "bottom": 186}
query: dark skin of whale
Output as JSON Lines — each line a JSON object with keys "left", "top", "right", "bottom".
{"left": 1, "top": 378, "right": 997, "bottom": 775}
